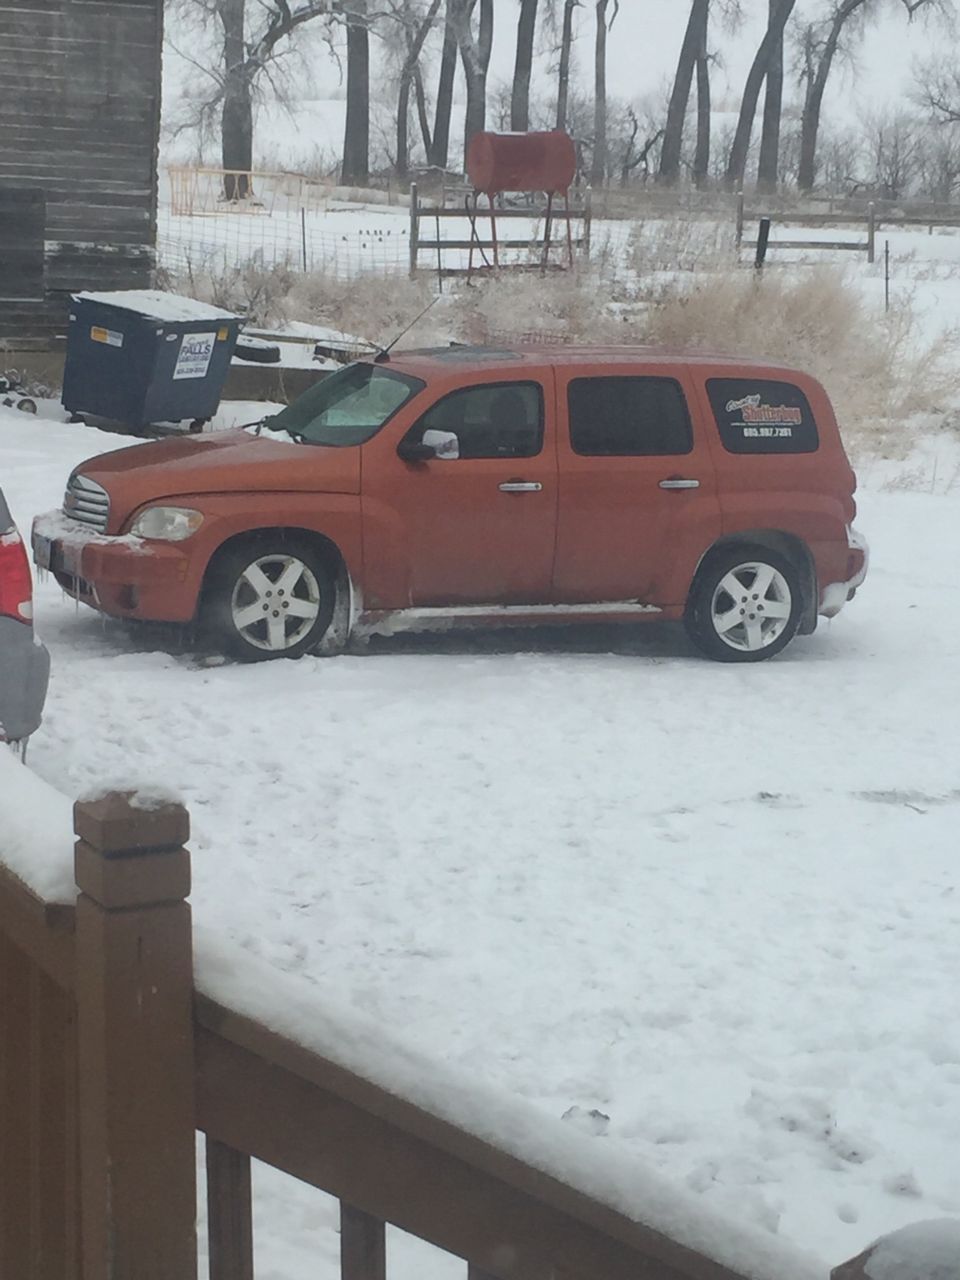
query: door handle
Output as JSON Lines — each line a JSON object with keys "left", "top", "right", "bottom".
{"left": 498, "top": 481, "right": 543, "bottom": 492}
{"left": 659, "top": 477, "right": 700, "bottom": 490}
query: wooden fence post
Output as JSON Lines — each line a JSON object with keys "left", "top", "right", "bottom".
{"left": 409, "top": 182, "right": 419, "bottom": 278}
{"left": 73, "top": 792, "right": 197, "bottom": 1280}
{"left": 867, "top": 202, "right": 876, "bottom": 264}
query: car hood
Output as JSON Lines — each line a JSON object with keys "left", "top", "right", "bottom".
{"left": 73, "top": 430, "right": 361, "bottom": 522}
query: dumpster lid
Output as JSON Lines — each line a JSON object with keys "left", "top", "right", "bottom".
{"left": 73, "top": 290, "right": 241, "bottom": 324}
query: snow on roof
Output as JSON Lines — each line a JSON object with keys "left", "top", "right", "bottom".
{"left": 73, "top": 290, "right": 240, "bottom": 323}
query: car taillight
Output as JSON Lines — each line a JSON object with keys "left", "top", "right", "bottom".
{"left": 0, "top": 527, "right": 33, "bottom": 623}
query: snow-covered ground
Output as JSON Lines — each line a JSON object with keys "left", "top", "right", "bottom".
{"left": 2, "top": 390, "right": 960, "bottom": 1274}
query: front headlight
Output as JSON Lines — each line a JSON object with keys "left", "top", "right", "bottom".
{"left": 128, "top": 506, "right": 204, "bottom": 541}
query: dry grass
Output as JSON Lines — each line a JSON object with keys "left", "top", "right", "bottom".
{"left": 626, "top": 216, "right": 736, "bottom": 276}
{"left": 451, "top": 270, "right": 626, "bottom": 346}
{"left": 162, "top": 223, "right": 958, "bottom": 457}
{"left": 639, "top": 267, "right": 958, "bottom": 457}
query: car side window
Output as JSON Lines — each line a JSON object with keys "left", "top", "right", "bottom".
{"left": 567, "top": 377, "right": 693, "bottom": 456}
{"left": 706, "top": 378, "right": 819, "bottom": 454}
{"left": 410, "top": 382, "right": 544, "bottom": 460}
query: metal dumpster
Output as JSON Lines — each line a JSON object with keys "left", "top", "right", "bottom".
{"left": 62, "top": 290, "right": 242, "bottom": 431}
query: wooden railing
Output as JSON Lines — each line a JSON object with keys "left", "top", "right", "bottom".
{"left": 0, "top": 789, "right": 944, "bottom": 1279}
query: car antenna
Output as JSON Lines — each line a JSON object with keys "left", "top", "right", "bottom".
{"left": 374, "top": 295, "right": 440, "bottom": 363}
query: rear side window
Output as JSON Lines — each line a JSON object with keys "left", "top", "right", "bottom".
{"left": 707, "top": 378, "right": 819, "bottom": 454}
{"left": 568, "top": 377, "right": 693, "bottom": 456}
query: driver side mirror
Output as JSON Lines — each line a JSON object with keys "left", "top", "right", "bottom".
{"left": 397, "top": 439, "right": 436, "bottom": 463}
{"left": 397, "top": 428, "right": 461, "bottom": 463}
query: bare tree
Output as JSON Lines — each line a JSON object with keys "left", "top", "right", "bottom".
{"left": 725, "top": 0, "right": 797, "bottom": 189}
{"left": 799, "top": 0, "right": 948, "bottom": 191}
{"left": 659, "top": 1, "right": 740, "bottom": 187}
{"left": 692, "top": 19, "right": 712, "bottom": 185}
{"left": 865, "top": 108, "right": 922, "bottom": 197}
{"left": 168, "top": 1, "right": 358, "bottom": 187}
{"left": 590, "top": 0, "right": 618, "bottom": 185}
{"left": 428, "top": 0, "right": 459, "bottom": 167}
{"left": 658, "top": 0, "right": 708, "bottom": 185}
{"left": 915, "top": 118, "right": 960, "bottom": 201}
{"left": 450, "top": 0, "right": 493, "bottom": 154}
{"left": 756, "top": 0, "right": 785, "bottom": 191}
{"left": 511, "top": 0, "right": 539, "bottom": 131}
{"left": 395, "top": 0, "right": 443, "bottom": 177}
{"left": 620, "top": 105, "right": 664, "bottom": 185}
{"left": 341, "top": 0, "right": 370, "bottom": 184}
{"left": 555, "top": 0, "right": 580, "bottom": 131}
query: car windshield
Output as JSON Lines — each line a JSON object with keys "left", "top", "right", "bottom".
{"left": 263, "top": 363, "right": 424, "bottom": 446}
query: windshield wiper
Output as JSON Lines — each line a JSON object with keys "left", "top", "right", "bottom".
{"left": 257, "top": 418, "right": 304, "bottom": 443}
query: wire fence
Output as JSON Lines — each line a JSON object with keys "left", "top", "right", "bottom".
{"left": 156, "top": 206, "right": 411, "bottom": 280}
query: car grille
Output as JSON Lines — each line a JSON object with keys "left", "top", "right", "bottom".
{"left": 63, "top": 474, "right": 110, "bottom": 532}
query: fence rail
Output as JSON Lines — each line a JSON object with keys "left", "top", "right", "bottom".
{"left": 0, "top": 787, "right": 941, "bottom": 1279}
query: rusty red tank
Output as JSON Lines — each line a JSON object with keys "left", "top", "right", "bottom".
{"left": 465, "top": 131, "right": 577, "bottom": 196}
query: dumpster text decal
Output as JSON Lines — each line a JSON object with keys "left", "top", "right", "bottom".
{"left": 90, "top": 326, "right": 123, "bottom": 348}
{"left": 173, "top": 332, "right": 217, "bottom": 380}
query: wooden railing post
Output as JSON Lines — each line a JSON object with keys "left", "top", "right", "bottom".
{"left": 73, "top": 792, "right": 196, "bottom": 1280}
{"left": 833, "top": 1221, "right": 960, "bottom": 1280}
{"left": 341, "top": 1203, "right": 386, "bottom": 1280}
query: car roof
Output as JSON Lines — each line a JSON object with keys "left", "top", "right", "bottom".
{"left": 384, "top": 344, "right": 798, "bottom": 375}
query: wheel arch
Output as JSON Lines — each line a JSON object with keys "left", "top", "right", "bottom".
{"left": 689, "top": 530, "right": 818, "bottom": 635}
{"left": 200, "top": 526, "right": 354, "bottom": 648}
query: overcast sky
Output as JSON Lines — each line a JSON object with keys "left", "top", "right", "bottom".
{"left": 163, "top": 1, "right": 955, "bottom": 160}
{"left": 485, "top": 1, "right": 951, "bottom": 121}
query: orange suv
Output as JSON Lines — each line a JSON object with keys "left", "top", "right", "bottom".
{"left": 33, "top": 346, "right": 867, "bottom": 662}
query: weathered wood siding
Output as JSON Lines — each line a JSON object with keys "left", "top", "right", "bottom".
{"left": 0, "top": 0, "right": 162, "bottom": 347}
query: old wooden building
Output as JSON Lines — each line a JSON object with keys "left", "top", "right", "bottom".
{"left": 0, "top": 0, "right": 163, "bottom": 349}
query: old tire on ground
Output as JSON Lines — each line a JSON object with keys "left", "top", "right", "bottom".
{"left": 684, "top": 545, "right": 803, "bottom": 663}
{"left": 206, "top": 537, "right": 335, "bottom": 661}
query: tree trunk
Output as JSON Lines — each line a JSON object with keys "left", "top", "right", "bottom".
{"left": 798, "top": 1, "right": 867, "bottom": 192}
{"left": 757, "top": 0, "right": 784, "bottom": 192}
{"left": 218, "top": 0, "right": 252, "bottom": 199}
{"left": 342, "top": 0, "right": 370, "bottom": 186}
{"left": 457, "top": 0, "right": 492, "bottom": 158}
{"left": 724, "top": 0, "right": 796, "bottom": 190}
{"left": 555, "top": 0, "right": 577, "bottom": 132}
{"left": 396, "top": 0, "right": 443, "bottom": 179}
{"left": 413, "top": 65, "right": 433, "bottom": 160}
{"left": 658, "top": 0, "right": 708, "bottom": 186}
{"left": 511, "top": 0, "right": 538, "bottom": 132}
{"left": 397, "top": 77, "right": 412, "bottom": 180}
{"left": 430, "top": 1, "right": 458, "bottom": 168}
{"left": 693, "top": 38, "right": 711, "bottom": 187}
{"left": 590, "top": 0, "right": 608, "bottom": 185}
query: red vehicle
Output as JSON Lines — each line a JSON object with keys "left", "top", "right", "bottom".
{"left": 33, "top": 346, "right": 867, "bottom": 663}
{"left": 2, "top": 486, "right": 50, "bottom": 754}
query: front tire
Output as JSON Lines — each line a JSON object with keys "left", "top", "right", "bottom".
{"left": 684, "top": 546, "right": 802, "bottom": 663}
{"left": 206, "top": 538, "right": 335, "bottom": 661}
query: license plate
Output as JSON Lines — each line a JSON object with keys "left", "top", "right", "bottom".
{"left": 34, "top": 533, "right": 53, "bottom": 570}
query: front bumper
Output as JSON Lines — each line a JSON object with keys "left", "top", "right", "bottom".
{"left": 32, "top": 511, "right": 197, "bottom": 623}
{"left": 0, "top": 616, "right": 50, "bottom": 741}
{"left": 819, "top": 526, "right": 869, "bottom": 619}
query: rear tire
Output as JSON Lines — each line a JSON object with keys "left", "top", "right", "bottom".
{"left": 684, "top": 546, "right": 803, "bottom": 663}
{"left": 205, "top": 537, "right": 335, "bottom": 661}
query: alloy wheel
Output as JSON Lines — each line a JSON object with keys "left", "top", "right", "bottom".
{"left": 710, "top": 561, "right": 794, "bottom": 654}
{"left": 230, "top": 553, "right": 322, "bottom": 653}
